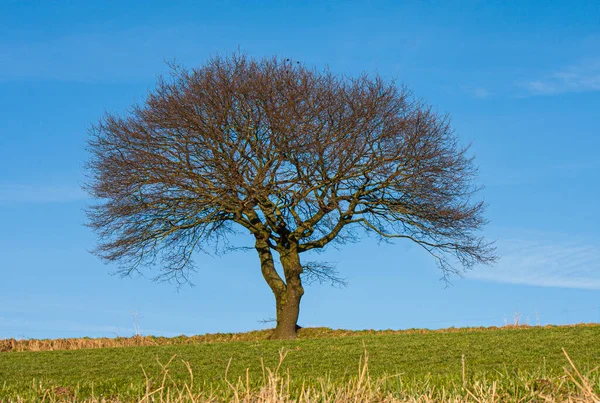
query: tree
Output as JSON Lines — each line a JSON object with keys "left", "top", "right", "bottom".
{"left": 85, "top": 54, "right": 496, "bottom": 340}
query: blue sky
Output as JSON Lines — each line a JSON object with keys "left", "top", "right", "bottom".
{"left": 1, "top": 0, "right": 599, "bottom": 339}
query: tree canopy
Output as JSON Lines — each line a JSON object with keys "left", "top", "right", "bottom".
{"left": 86, "top": 54, "right": 496, "bottom": 339}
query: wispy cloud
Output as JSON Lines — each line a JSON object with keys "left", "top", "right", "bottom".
{"left": 472, "top": 87, "right": 490, "bottom": 99}
{"left": 521, "top": 59, "right": 600, "bottom": 95}
{"left": 469, "top": 236, "right": 600, "bottom": 290}
{"left": 0, "top": 183, "right": 87, "bottom": 203}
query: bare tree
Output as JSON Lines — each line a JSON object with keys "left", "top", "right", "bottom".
{"left": 85, "top": 54, "right": 496, "bottom": 339}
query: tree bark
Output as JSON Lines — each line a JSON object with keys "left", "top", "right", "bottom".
{"left": 255, "top": 236, "right": 304, "bottom": 340}
{"left": 270, "top": 285, "right": 303, "bottom": 339}
{"left": 271, "top": 245, "right": 304, "bottom": 339}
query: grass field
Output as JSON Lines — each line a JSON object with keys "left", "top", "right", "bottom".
{"left": 1, "top": 325, "right": 600, "bottom": 401}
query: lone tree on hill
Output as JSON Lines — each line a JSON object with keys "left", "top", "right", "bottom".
{"left": 86, "top": 54, "right": 496, "bottom": 339}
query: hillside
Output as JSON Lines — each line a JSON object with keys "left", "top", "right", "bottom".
{"left": 1, "top": 324, "right": 599, "bottom": 401}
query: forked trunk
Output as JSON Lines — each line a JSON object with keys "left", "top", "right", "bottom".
{"left": 272, "top": 246, "right": 304, "bottom": 339}
{"left": 255, "top": 237, "right": 304, "bottom": 340}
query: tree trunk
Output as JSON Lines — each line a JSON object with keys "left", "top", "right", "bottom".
{"left": 271, "top": 245, "right": 304, "bottom": 339}
{"left": 270, "top": 289, "right": 302, "bottom": 339}
{"left": 254, "top": 236, "right": 304, "bottom": 340}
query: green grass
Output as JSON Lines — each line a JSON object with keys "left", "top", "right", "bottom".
{"left": 1, "top": 325, "right": 599, "bottom": 401}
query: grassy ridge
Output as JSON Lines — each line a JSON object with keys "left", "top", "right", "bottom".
{"left": 1, "top": 325, "right": 599, "bottom": 401}
{"left": 3, "top": 324, "right": 598, "bottom": 353}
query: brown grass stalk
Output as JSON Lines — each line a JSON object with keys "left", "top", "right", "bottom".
{"left": 14, "top": 347, "right": 599, "bottom": 402}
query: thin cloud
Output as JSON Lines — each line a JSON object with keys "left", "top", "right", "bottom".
{"left": 469, "top": 236, "right": 600, "bottom": 290}
{"left": 472, "top": 87, "right": 490, "bottom": 99}
{"left": 0, "top": 183, "right": 87, "bottom": 203}
{"left": 521, "top": 59, "right": 600, "bottom": 95}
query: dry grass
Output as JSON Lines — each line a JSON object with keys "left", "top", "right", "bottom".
{"left": 7, "top": 347, "right": 600, "bottom": 402}
{"left": 3, "top": 323, "right": 599, "bottom": 353}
